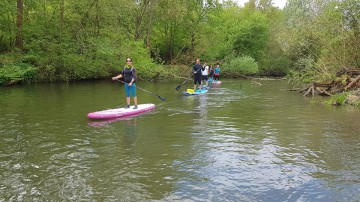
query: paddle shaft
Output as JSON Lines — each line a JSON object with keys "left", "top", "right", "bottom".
{"left": 176, "top": 65, "right": 203, "bottom": 90}
{"left": 116, "top": 79, "right": 166, "bottom": 101}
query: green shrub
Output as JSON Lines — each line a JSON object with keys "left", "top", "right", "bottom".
{"left": 223, "top": 56, "right": 259, "bottom": 76}
{"left": 22, "top": 54, "right": 41, "bottom": 66}
{"left": 0, "top": 63, "right": 38, "bottom": 85}
{"left": 259, "top": 56, "right": 290, "bottom": 77}
{"left": 325, "top": 92, "right": 349, "bottom": 106}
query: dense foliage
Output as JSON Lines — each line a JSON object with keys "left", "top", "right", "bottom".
{"left": 0, "top": 0, "right": 359, "bottom": 85}
{"left": 223, "top": 56, "right": 259, "bottom": 76}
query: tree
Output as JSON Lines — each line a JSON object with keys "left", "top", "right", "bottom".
{"left": 15, "top": 0, "right": 23, "bottom": 51}
{"left": 232, "top": 11, "right": 269, "bottom": 61}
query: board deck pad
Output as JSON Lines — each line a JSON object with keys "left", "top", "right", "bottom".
{"left": 182, "top": 89, "right": 208, "bottom": 96}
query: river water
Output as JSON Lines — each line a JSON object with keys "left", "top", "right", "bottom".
{"left": 0, "top": 79, "right": 359, "bottom": 201}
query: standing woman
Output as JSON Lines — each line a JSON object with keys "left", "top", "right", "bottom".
{"left": 214, "top": 64, "right": 221, "bottom": 80}
{"left": 112, "top": 57, "right": 138, "bottom": 109}
{"left": 201, "top": 63, "right": 209, "bottom": 87}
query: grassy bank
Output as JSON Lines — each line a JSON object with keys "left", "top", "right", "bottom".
{"left": 0, "top": 53, "right": 193, "bottom": 85}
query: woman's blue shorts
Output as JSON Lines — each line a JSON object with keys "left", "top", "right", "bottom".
{"left": 124, "top": 83, "right": 136, "bottom": 97}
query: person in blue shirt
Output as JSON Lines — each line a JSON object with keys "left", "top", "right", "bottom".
{"left": 214, "top": 64, "right": 221, "bottom": 80}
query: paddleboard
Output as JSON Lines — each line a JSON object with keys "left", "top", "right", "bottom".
{"left": 201, "top": 85, "right": 210, "bottom": 90}
{"left": 212, "top": 80, "right": 221, "bottom": 87}
{"left": 88, "top": 117, "right": 132, "bottom": 126}
{"left": 183, "top": 89, "right": 208, "bottom": 96}
{"left": 87, "top": 103, "right": 155, "bottom": 119}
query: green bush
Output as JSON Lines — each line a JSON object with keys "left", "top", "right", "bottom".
{"left": 325, "top": 92, "right": 349, "bottom": 106}
{"left": 120, "top": 41, "right": 158, "bottom": 80}
{"left": 223, "top": 56, "right": 259, "bottom": 76}
{"left": 259, "top": 56, "right": 290, "bottom": 77}
{"left": 22, "top": 54, "right": 41, "bottom": 66}
{"left": 0, "top": 63, "right": 38, "bottom": 85}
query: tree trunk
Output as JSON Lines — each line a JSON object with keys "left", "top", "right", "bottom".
{"left": 95, "top": 0, "right": 100, "bottom": 37}
{"left": 145, "top": 0, "right": 155, "bottom": 49}
{"left": 60, "top": 0, "right": 64, "bottom": 40}
{"left": 15, "top": 0, "right": 24, "bottom": 51}
{"left": 134, "top": 0, "right": 149, "bottom": 40}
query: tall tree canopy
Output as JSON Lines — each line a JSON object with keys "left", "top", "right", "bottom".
{"left": 0, "top": 0, "right": 358, "bottom": 83}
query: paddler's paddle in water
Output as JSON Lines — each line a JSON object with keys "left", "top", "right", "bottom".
{"left": 116, "top": 79, "right": 167, "bottom": 102}
{"left": 175, "top": 79, "right": 189, "bottom": 91}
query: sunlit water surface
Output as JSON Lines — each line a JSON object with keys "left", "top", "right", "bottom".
{"left": 1, "top": 79, "right": 359, "bottom": 201}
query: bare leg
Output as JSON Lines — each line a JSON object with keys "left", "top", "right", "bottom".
{"left": 126, "top": 97, "right": 130, "bottom": 106}
{"left": 134, "top": 97, "right": 138, "bottom": 106}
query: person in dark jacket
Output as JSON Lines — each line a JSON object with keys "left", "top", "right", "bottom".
{"left": 112, "top": 57, "right": 138, "bottom": 109}
{"left": 193, "top": 58, "right": 202, "bottom": 90}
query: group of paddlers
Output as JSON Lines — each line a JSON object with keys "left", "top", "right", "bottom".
{"left": 112, "top": 57, "right": 221, "bottom": 108}
{"left": 193, "top": 58, "right": 221, "bottom": 91}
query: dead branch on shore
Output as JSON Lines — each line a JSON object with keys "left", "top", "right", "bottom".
{"left": 298, "top": 68, "right": 360, "bottom": 100}
{"left": 345, "top": 75, "right": 360, "bottom": 91}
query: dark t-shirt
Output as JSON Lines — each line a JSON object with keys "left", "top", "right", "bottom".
{"left": 193, "top": 64, "right": 202, "bottom": 77}
{"left": 121, "top": 66, "right": 137, "bottom": 83}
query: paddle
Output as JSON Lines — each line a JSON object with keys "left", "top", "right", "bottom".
{"left": 175, "top": 66, "right": 202, "bottom": 91}
{"left": 116, "top": 79, "right": 167, "bottom": 102}
{"left": 175, "top": 79, "right": 189, "bottom": 91}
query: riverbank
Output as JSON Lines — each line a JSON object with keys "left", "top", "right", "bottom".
{"left": 1, "top": 55, "right": 359, "bottom": 108}
{"left": 0, "top": 58, "right": 190, "bottom": 85}
{"left": 296, "top": 68, "right": 360, "bottom": 107}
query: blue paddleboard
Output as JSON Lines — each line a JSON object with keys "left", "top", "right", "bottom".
{"left": 183, "top": 89, "right": 208, "bottom": 96}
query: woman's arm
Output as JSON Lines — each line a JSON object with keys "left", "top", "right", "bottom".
{"left": 112, "top": 71, "right": 124, "bottom": 80}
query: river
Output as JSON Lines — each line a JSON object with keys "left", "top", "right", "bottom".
{"left": 1, "top": 79, "right": 359, "bottom": 201}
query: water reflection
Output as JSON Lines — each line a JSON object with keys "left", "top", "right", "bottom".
{"left": 1, "top": 80, "right": 360, "bottom": 201}
{"left": 163, "top": 81, "right": 360, "bottom": 201}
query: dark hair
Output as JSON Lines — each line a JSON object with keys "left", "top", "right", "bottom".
{"left": 126, "top": 57, "right": 132, "bottom": 62}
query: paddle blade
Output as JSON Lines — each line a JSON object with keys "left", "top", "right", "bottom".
{"left": 175, "top": 84, "right": 181, "bottom": 91}
{"left": 158, "top": 96, "right": 167, "bottom": 102}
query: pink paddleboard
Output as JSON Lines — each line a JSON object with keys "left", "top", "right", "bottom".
{"left": 212, "top": 80, "right": 221, "bottom": 87}
{"left": 87, "top": 103, "right": 155, "bottom": 119}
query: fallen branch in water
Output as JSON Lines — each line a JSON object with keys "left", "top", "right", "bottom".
{"left": 251, "top": 80, "right": 262, "bottom": 85}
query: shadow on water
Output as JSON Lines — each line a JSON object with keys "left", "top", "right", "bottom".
{"left": 0, "top": 79, "right": 360, "bottom": 201}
